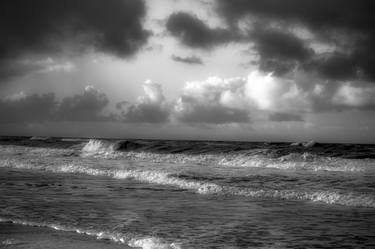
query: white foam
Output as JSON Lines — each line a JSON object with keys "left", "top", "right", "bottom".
{"left": 0, "top": 217, "right": 178, "bottom": 249}
{"left": 1, "top": 159, "right": 374, "bottom": 208}
{"left": 128, "top": 237, "right": 181, "bottom": 249}
{"left": 219, "top": 153, "right": 367, "bottom": 172}
{"left": 81, "top": 139, "right": 118, "bottom": 158}
{"left": 52, "top": 167, "right": 375, "bottom": 207}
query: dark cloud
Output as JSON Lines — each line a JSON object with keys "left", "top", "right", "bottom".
{"left": 166, "top": 12, "right": 237, "bottom": 48}
{"left": 57, "top": 86, "right": 111, "bottom": 122}
{"left": 251, "top": 27, "right": 313, "bottom": 75}
{"left": 122, "top": 103, "right": 170, "bottom": 123}
{"left": 268, "top": 112, "right": 303, "bottom": 122}
{"left": 0, "top": 83, "right": 170, "bottom": 125}
{"left": 164, "top": 1, "right": 375, "bottom": 81}
{"left": 172, "top": 55, "right": 203, "bottom": 65}
{"left": 0, "top": 0, "right": 149, "bottom": 58}
{"left": 216, "top": 0, "right": 374, "bottom": 32}
{"left": 0, "top": 93, "right": 57, "bottom": 123}
{"left": 305, "top": 53, "right": 359, "bottom": 81}
{"left": 0, "top": 0, "right": 149, "bottom": 81}
{"left": 165, "top": 12, "right": 314, "bottom": 75}
{"left": 305, "top": 49, "right": 375, "bottom": 82}
{"left": 252, "top": 28, "right": 312, "bottom": 61}
{"left": 0, "top": 86, "right": 113, "bottom": 124}
{"left": 215, "top": 0, "right": 375, "bottom": 81}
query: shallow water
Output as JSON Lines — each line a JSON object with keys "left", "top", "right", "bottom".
{"left": 1, "top": 137, "right": 375, "bottom": 248}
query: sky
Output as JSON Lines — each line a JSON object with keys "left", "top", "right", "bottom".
{"left": 1, "top": 0, "right": 375, "bottom": 143}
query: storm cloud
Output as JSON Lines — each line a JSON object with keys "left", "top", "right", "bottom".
{"left": 165, "top": 1, "right": 375, "bottom": 81}
{"left": 0, "top": 86, "right": 113, "bottom": 124}
{"left": 0, "top": 0, "right": 149, "bottom": 81}
{"left": 166, "top": 12, "right": 238, "bottom": 48}
{"left": 57, "top": 85, "right": 111, "bottom": 122}
{"left": 0, "top": 93, "right": 57, "bottom": 124}
{"left": 165, "top": 11, "right": 313, "bottom": 76}
{"left": 215, "top": 0, "right": 374, "bottom": 32}
{"left": 215, "top": 0, "right": 375, "bottom": 81}
{"left": 250, "top": 27, "right": 313, "bottom": 75}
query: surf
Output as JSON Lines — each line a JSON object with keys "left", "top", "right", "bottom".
{"left": 1, "top": 160, "right": 374, "bottom": 208}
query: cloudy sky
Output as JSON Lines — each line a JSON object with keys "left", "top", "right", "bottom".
{"left": 1, "top": 0, "right": 375, "bottom": 143}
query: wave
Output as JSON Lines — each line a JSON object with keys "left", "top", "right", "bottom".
{"left": 81, "top": 139, "right": 119, "bottom": 158}
{"left": 1, "top": 160, "right": 374, "bottom": 208}
{"left": 78, "top": 140, "right": 371, "bottom": 172}
{"left": 1, "top": 138, "right": 374, "bottom": 172}
{"left": 0, "top": 217, "right": 180, "bottom": 249}
{"left": 3, "top": 137, "right": 375, "bottom": 159}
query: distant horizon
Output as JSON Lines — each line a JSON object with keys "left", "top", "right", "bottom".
{"left": 2, "top": 134, "right": 375, "bottom": 145}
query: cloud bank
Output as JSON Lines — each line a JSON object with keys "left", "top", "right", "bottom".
{"left": 2, "top": 70, "right": 375, "bottom": 126}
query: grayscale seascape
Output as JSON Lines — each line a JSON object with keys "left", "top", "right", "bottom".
{"left": 1, "top": 0, "right": 375, "bottom": 248}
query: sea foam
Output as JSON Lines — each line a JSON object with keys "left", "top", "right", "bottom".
{"left": 1, "top": 160, "right": 374, "bottom": 208}
{"left": 0, "top": 217, "right": 180, "bottom": 249}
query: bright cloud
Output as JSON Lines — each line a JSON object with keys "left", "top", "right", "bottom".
{"left": 173, "top": 76, "right": 250, "bottom": 124}
{"left": 120, "top": 80, "right": 170, "bottom": 123}
{"left": 333, "top": 83, "right": 375, "bottom": 108}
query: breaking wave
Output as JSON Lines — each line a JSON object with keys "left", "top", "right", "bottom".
{"left": 78, "top": 139, "right": 372, "bottom": 173}
{"left": 81, "top": 139, "right": 119, "bottom": 158}
{"left": 1, "top": 159, "right": 374, "bottom": 208}
{"left": 0, "top": 217, "right": 180, "bottom": 249}
{"left": 1, "top": 138, "right": 374, "bottom": 172}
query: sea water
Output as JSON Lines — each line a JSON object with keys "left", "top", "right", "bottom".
{"left": 0, "top": 137, "right": 375, "bottom": 248}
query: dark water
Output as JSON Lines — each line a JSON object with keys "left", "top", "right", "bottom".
{"left": 1, "top": 136, "right": 375, "bottom": 248}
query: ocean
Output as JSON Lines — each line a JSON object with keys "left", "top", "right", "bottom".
{"left": 0, "top": 136, "right": 374, "bottom": 248}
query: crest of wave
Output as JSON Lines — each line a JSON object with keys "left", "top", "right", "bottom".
{"left": 81, "top": 139, "right": 118, "bottom": 158}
